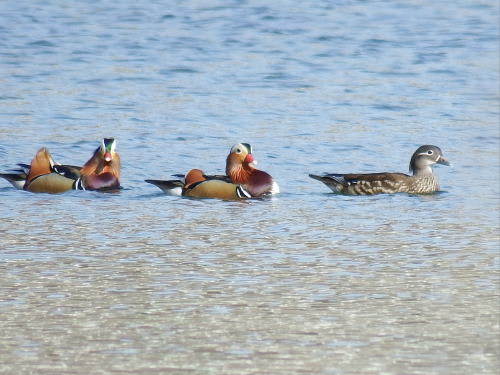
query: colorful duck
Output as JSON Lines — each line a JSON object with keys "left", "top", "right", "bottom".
{"left": 309, "top": 145, "right": 450, "bottom": 195}
{"left": 0, "top": 138, "right": 120, "bottom": 193}
{"left": 77, "top": 138, "right": 121, "bottom": 191}
{"left": 146, "top": 143, "right": 279, "bottom": 199}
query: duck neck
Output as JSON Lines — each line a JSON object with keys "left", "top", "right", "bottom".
{"left": 81, "top": 156, "right": 120, "bottom": 180}
{"left": 413, "top": 165, "right": 433, "bottom": 177}
{"left": 227, "top": 162, "right": 254, "bottom": 184}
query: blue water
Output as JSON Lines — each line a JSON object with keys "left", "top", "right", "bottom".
{"left": 0, "top": 1, "right": 498, "bottom": 374}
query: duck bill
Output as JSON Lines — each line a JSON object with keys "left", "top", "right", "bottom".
{"left": 104, "top": 152, "right": 113, "bottom": 162}
{"left": 437, "top": 156, "right": 450, "bottom": 166}
{"left": 244, "top": 154, "right": 254, "bottom": 164}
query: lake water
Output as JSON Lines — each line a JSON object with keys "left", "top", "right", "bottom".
{"left": 0, "top": 1, "right": 499, "bottom": 374}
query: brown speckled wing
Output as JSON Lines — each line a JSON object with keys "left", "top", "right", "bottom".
{"left": 311, "top": 172, "right": 412, "bottom": 195}
{"left": 333, "top": 172, "right": 410, "bottom": 185}
{"left": 339, "top": 173, "right": 411, "bottom": 195}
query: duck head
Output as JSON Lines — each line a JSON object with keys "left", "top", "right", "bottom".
{"left": 409, "top": 145, "right": 450, "bottom": 176}
{"left": 225, "top": 143, "right": 256, "bottom": 184}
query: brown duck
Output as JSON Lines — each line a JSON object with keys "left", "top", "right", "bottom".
{"left": 309, "top": 145, "right": 450, "bottom": 195}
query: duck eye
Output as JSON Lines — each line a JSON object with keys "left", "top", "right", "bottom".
{"left": 427, "top": 150, "right": 433, "bottom": 155}
{"left": 236, "top": 148, "right": 241, "bottom": 154}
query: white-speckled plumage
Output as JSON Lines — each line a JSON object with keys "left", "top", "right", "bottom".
{"left": 310, "top": 145, "right": 449, "bottom": 195}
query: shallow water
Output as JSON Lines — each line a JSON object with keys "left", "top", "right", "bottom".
{"left": 0, "top": 0, "right": 499, "bottom": 374}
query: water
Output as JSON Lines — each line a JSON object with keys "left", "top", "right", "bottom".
{"left": 0, "top": 1, "right": 499, "bottom": 374}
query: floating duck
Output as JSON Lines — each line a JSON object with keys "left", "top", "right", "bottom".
{"left": 309, "top": 145, "right": 449, "bottom": 195}
{"left": 146, "top": 143, "right": 279, "bottom": 199}
{"left": 0, "top": 138, "right": 120, "bottom": 193}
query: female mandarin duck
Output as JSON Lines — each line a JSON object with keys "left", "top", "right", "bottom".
{"left": 0, "top": 138, "right": 120, "bottom": 193}
{"left": 309, "top": 145, "right": 450, "bottom": 195}
{"left": 146, "top": 143, "right": 279, "bottom": 200}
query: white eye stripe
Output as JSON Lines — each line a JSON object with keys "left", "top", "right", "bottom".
{"left": 418, "top": 151, "right": 435, "bottom": 156}
{"left": 231, "top": 143, "right": 246, "bottom": 154}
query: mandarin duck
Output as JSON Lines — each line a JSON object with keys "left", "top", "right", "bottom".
{"left": 181, "top": 168, "right": 252, "bottom": 200}
{"left": 0, "top": 138, "right": 120, "bottom": 193}
{"left": 309, "top": 145, "right": 450, "bottom": 195}
{"left": 77, "top": 138, "right": 121, "bottom": 191}
{"left": 145, "top": 143, "right": 279, "bottom": 200}
{"left": 0, "top": 159, "right": 81, "bottom": 190}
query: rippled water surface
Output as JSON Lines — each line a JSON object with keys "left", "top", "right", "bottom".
{"left": 0, "top": 1, "right": 499, "bottom": 374}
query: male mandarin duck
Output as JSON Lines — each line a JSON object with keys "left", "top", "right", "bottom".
{"left": 145, "top": 143, "right": 279, "bottom": 200}
{"left": 22, "top": 147, "right": 78, "bottom": 193}
{"left": 0, "top": 138, "right": 120, "bottom": 193}
{"left": 309, "top": 145, "right": 450, "bottom": 195}
{"left": 225, "top": 143, "right": 279, "bottom": 197}
{"left": 0, "top": 162, "right": 82, "bottom": 190}
{"left": 77, "top": 138, "right": 121, "bottom": 191}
